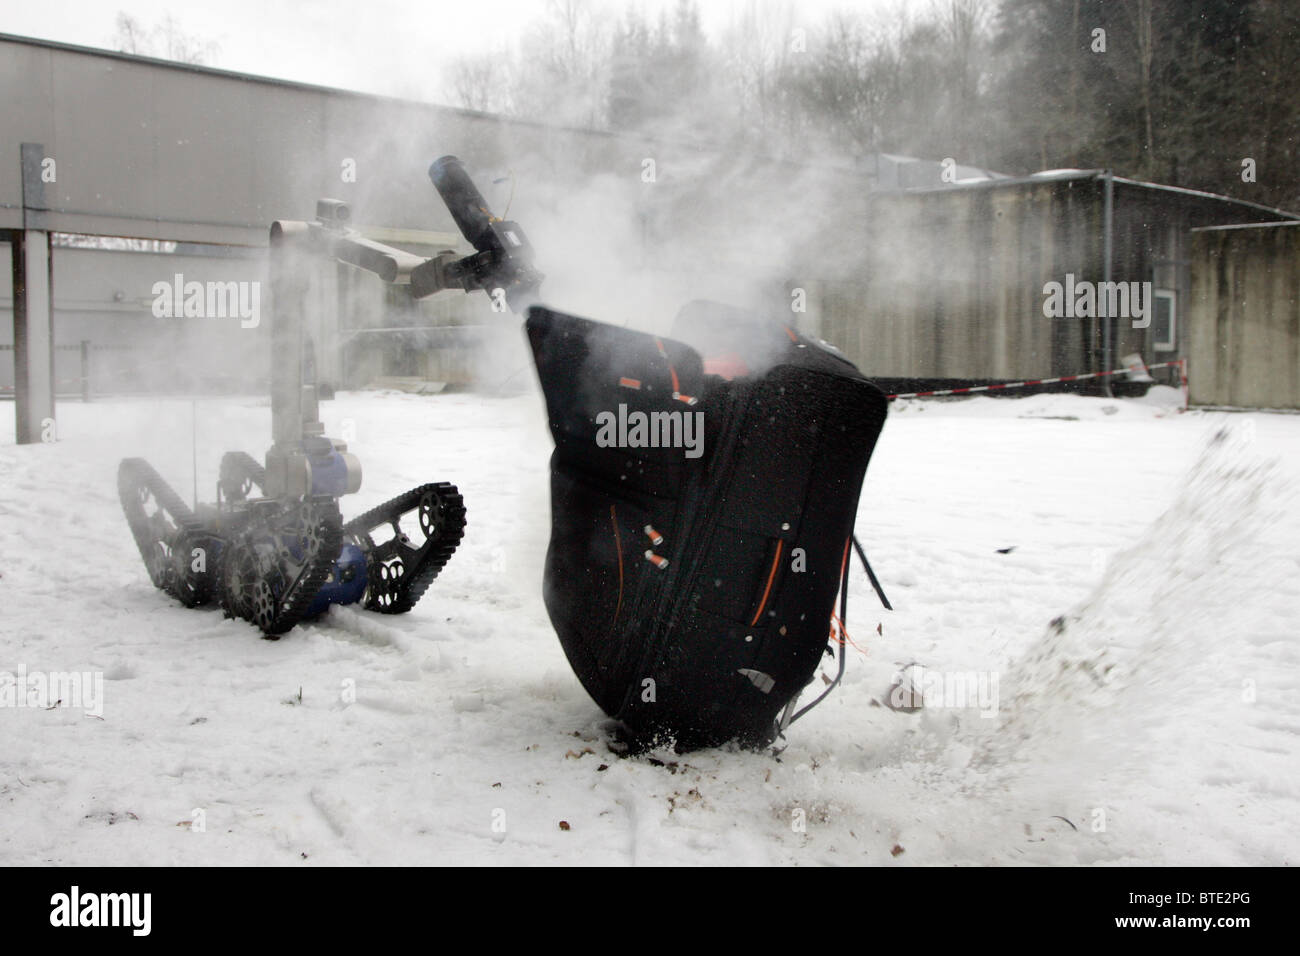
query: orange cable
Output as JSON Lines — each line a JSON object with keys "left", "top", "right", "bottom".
{"left": 750, "top": 539, "right": 784, "bottom": 626}
{"left": 610, "top": 505, "right": 624, "bottom": 629}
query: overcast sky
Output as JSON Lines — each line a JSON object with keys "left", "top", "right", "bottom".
{"left": 3, "top": 0, "right": 926, "bottom": 106}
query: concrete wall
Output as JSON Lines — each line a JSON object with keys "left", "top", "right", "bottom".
{"left": 0, "top": 242, "right": 267, "bottom": 394}
{"left": 814, "top": 175, "right": 1296, "bottom": 388}
{"left": 0, "top": 37, "right": 618, "bottom": 395}
{"left": 1188, "top": 222, "right": 1300, "bottom": 408}
{"left": 8, "top": 34, "right": 1296, "bottom": 405}
{"left": 0, "top": 35, "right": 627, "bottom": 243}
{"left": 0, "top": 34, "right": 872, "bottom": 397}
{"left": 816, "top": 177, "right": 1103, "bottom": 381}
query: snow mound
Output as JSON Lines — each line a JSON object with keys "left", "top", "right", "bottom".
{"left": 970, "top": 424, "right": 1299, "bottom": 863}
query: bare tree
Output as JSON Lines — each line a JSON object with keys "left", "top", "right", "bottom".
{"left": 156, "top": 13, "right": 218, "bottom": 65}
{"left": 513, "top": 0, "right": 612, "bottom": 127}
{"left": 112, "top": 12, "right": 149, "bottom": 55}
{"left": 444, "top": 52, "right": 507, "bottom": 113}
{"left": 747, "top": 6, "right": 795, "bottom": 139}
{"left": 110, "top": 10, "right": 218, "bottom": 65}
{"left": 1120, "top": 0, "right": 1157, "bottom": 175}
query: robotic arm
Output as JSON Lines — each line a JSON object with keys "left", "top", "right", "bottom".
{"left": 267, "top": 155, "right": 542, "bottom": 457}
{"left": 409, "top": 155, "right": 543, "bottom": 310}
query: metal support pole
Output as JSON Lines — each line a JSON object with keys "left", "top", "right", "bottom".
{"left": 80, "top": 339, "right": 90, "bottom": 402}
{"left": 13, "top": 143, "right": 56, "bottom": 443}
{"left": 1101, "top": 170, "right": 1114, "bottom": 397}
{"left": 268, "top": 223, "right": 308, "bottom": 447}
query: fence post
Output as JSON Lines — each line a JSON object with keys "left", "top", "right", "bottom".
{"left": 81, "top": 340, "right": 90, "bottom": 403}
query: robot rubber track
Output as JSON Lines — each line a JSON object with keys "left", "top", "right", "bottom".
{"left": 118, "top": 457, "right": 215, "bottom": 608}
{"left": 344, "top": 482, "right": 467, "bottom": 615}
{"left": 118, "top": 458, "right": 467, "bottom": 636}
{"left": 215, "top": 496, "right": 345, "bottom": 637}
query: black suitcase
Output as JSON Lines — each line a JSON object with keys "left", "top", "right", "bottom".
{"left": 526, "top": 301, "right": 889, "bottom": 751}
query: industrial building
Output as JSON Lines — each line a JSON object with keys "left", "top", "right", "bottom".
{"left": 1189, "top": 220, "right": 1300, "bottom": 408}
{"left": 813, "top": 171, "right": 1297, "bottom": 398}
{"left": 4, "top": 30, "right": 1299, "bottom": 446}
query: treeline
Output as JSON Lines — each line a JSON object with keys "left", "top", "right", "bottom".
{"left": 443, "top": 0, "right": 1300, "bottom": 211}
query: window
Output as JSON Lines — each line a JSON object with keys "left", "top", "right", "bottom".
{"left": 1152, "top": 289, "right": 1176, "bottom": 351}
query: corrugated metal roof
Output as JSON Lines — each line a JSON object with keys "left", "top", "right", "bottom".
{"left": 1190, "top": 220, "right": 1300, "bottom": 232}
{"left": 893, "top": 168, "right": 1299, "bottom": 220}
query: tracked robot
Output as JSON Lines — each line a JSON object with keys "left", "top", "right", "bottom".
{"left": 118, "top": 157, "right": 541, "bottom": 636}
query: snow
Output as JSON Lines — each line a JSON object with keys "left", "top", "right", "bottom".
{"left": 1, "top": 381, "right": 1297, "bottom": 865}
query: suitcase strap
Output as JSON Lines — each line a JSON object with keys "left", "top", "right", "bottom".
{"left": 773, "top": 534, "right": 891, "bottom": 749}
{"left": 853, "top": 536, "right": 892, "bottom": 612}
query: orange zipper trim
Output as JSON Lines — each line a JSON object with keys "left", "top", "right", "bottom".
{"left": 750, "top": 539, "right": 785, "bottom": 626}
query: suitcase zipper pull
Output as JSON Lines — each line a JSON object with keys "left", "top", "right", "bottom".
{"left": 644, "top": 551, "right": 669, "bottom": 570}
{"left": 644, "top": 525, "right": 664, "bottom": 546}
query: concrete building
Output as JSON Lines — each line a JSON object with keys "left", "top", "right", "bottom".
{"left": 4, "top": 31, "right": 1299, "bottom": 435}
{"left": 807, "top": 171, "right": 1298, "bottom": 396}
{"left": 0, "top": 31, "right": 626, "bottom": 423}
{"left": 0, "top": 32, "right": 864, "bottom": 417}
{"left": 1189, "top": 221, "right": 1300, "bottom": 408}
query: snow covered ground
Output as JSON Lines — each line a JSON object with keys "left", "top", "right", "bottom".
{"left": 1, "top": 382, "right": 1297, "bottom": 865}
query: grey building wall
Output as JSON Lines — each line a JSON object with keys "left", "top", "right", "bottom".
{"left": 0, "top": 34, "right": 623, "bottom": 395}
{"left": 0, "top": 34, "right": 625, "bottom": 243}
{"left": 818, "top": 178, "right": 1091, "bottom": 381}
{"left": 0, "top": 34, "right": 871, "bottom": 398}
{"left": 1188, "top": 222, "right": 1300, "bottom": 409}
{"left": 0, "top": 241, "right": 266, "bottom": 394}
{"left": 812, "top": 174, "right": 1295, "bottom": 386}
{"left": 6, "top": 34, "right": 1298, "bottom": 407}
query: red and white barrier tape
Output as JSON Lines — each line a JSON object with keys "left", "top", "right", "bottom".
{"left": 887, "top": 359, "right": 1189, "bottom": 410}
